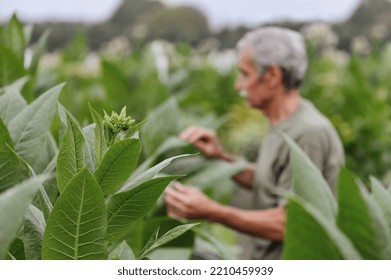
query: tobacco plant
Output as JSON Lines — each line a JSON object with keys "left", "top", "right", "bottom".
{"left": 0, "top": 80, "right": 197, "bottom": 260}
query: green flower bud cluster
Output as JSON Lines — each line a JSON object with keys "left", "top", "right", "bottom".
{"left": 103, "top": 106, "right": 135, "bottom": 135}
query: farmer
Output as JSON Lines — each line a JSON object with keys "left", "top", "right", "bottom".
{"left": 164, "top": 26, "right": 344, "bottom": 259}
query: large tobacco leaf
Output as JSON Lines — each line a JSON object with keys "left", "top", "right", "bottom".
{"left": 42, "top": 168, "right": 107, "bottom": 260}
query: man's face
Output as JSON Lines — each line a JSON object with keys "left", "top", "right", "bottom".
{"left": 235, "top": 49, "right": 273, "bottom": 110}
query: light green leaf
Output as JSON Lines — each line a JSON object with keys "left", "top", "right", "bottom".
{"left": 0, "top": 175, "right": 49, "bottom": 259}
{"left": 29, "top": 30, "right": 49, "bottom": 74}
{"left": 83, "top": 124, "right": 95, "bottom": 172}
{"left": 283, "top": 133, "right": 337, "bottom": 221}
{"left": 42, "top": 168, "right": 107, "bottom": 260}
{"left": 138, "top": 223, "right": 198, "bottom": 259}
{"left": 106, "top": 176, "right": 180, "bottom": 243}
{"left": 37, "top": 185, "right": 53, "bottom": 221}
{"left": 132, "top": 137, "right": 188, "bottom": 177}
{"left": 121, "top": 154, "right": 192, "bottom": 192}
{"left": 31, "top": 133, "right": 58, "bottom": 174}
{"left": 109, "top": 241, "right": 135, "bottom": 260}
{"left": 89, "top": 104, "right": 107, "bottom": 165}
{"left": 94, "top": 138, "right": 141, "bottom": 196}
{"left": 141, "top": 98, "right": 180, "bottom": 156}
{"left": 24, "top": 205, "right": 46, "bottom": 260}
{"left": 0, "top": 76, "right": 29, "bottom": 95}
{"left": 184, "top": 160, "right": 247, "bottom": 190}
{"left": 283, "top": 196, "right": 361, "bottom": 260}
{"left": 371, "top": 176, "right": 391, "bottom": 236}
{"left": 0, "top": 88, "right": 27, "bottom": 125}
{"left": 193, "top": 227, "right": 236, "bottom": 260}
{"left": 57, "top": 115, "right": 86, "bottom": 193}
{"left": 8, "top": 84, "right": 64, "bottom": 166}
{"left": 1, "top": 15, "right": 26, "bottom": 60}
{"left": 337, "top": 168, "right": 390, "bottom": 259}
{"left": 23, "top": 24, "right": 33, "bottom": 45}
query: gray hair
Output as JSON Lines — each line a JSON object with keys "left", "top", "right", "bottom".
{"left": 237, "top": 26, "right": 308, "bottom": 89}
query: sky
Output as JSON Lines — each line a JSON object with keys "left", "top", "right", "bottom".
{"left": 0, "top": 0, "right": 362, "bottom": 29}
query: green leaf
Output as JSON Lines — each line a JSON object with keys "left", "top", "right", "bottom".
{"left": 141, "top": 98, "right": 180, "bottom": 156}
{"left": 37, "top": 185, "right": 53, "bottom": 221}
{"left": 193, "top": 227, "right": 236, "bottom": 260}
{"left": 24, "top": 205, "right": 46, "bottom": 260}
{"left": 184, "top": 160, "right": 247, "bottom": 189}
{"left": 109, "top": 241, "right": 135, "bottom": 260}
{"left": 106, "top": 175, "right": 180, "bottom": 243}
{"left": 29, "top": 30, "right": 49, "bottom": 75}
{"left": 337, "top": 168, "right": 390, "bottom": 259}
{"left": 57, "top": 115, "right": 86, "bottom": 193}
{"left": 0, "top": 76, "right": 29, "bottom": 95}
{"left": 0, "top": 88, "right": 27, "bottom": 125}
{"left": 0, "top": 120, "right": 26, "bottom": 193}
{"left": 0, "top": 175, "right": 49, "bottom": 259}
{"left": 121, "top": 154, "right": 192, "bottom": 192}
{"left": 83, "top": 124, "right": 95, "bottom": 171}
{"left": 371, "top": 176, "right": 391, "bottom": 236}
{"left": 1, "top": 15, "right": 26, "bottom": 60}
{"left": 138, "top": 223, "right": 199, "bottom": 259}
{"left": 0, "top": 46, "right": 25, "bottom": 87}
{"left": 31, "top": 133, "right": 58, "bottom": 174}
{"left": 101, "top": 59, "right": 131, "bottom": 102}
{"left": 42, "top": 168, "right": 107, "bottom": 260}
{"left": 8, "top": 238, "right": 25, "bottom": 260}
{"left": 8, "top": 84, "right": 64, "bottom": 166}
{"left": 283, "top": 133, "right": 337, "bottom": 222}
{"left": 283, "top": 196, "right": 361, "bottom": 260}
{"left": 94, "top": 138, "right": 141, "bottom": 196}
{"left": 89, "top": 104, "right": 107, "bottom": 164}
{"left": 125, "top": 119, "right": 147, "bottom": 138}
{"left": 132, "top": 137, "right": 188, "bottom": 177}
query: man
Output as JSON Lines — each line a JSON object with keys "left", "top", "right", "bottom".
{"left": 164, "top": 27, "right": 344, "bottom": 259}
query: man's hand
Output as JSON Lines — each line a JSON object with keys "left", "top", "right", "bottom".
{"left": 164, "top": 182, "right": 220, "bottom": 220}
{"left": 180, "top": 126, "right": 233, "bottom": 161}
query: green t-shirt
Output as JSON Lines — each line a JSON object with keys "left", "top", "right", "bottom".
{"left": 251, "top": 99, "right": 344, "bottom": 260}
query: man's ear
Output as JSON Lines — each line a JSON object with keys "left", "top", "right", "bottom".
{"left": 265, "top": 64, "right": 283, "bottom": 88}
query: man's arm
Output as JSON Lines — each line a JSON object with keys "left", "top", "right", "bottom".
{"left": 180, "top": 126, "right": 255, "bottom": 189}
{"left": 165, "top": 183, "right": 285, "bottom": 241}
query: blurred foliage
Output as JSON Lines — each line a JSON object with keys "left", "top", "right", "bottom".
{"left": 302, "top": 43, "right": 391, "bottom": 182}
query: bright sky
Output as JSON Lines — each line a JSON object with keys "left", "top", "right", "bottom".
{"left": 0, "top": 0, "right": 362, "bottom": 29}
